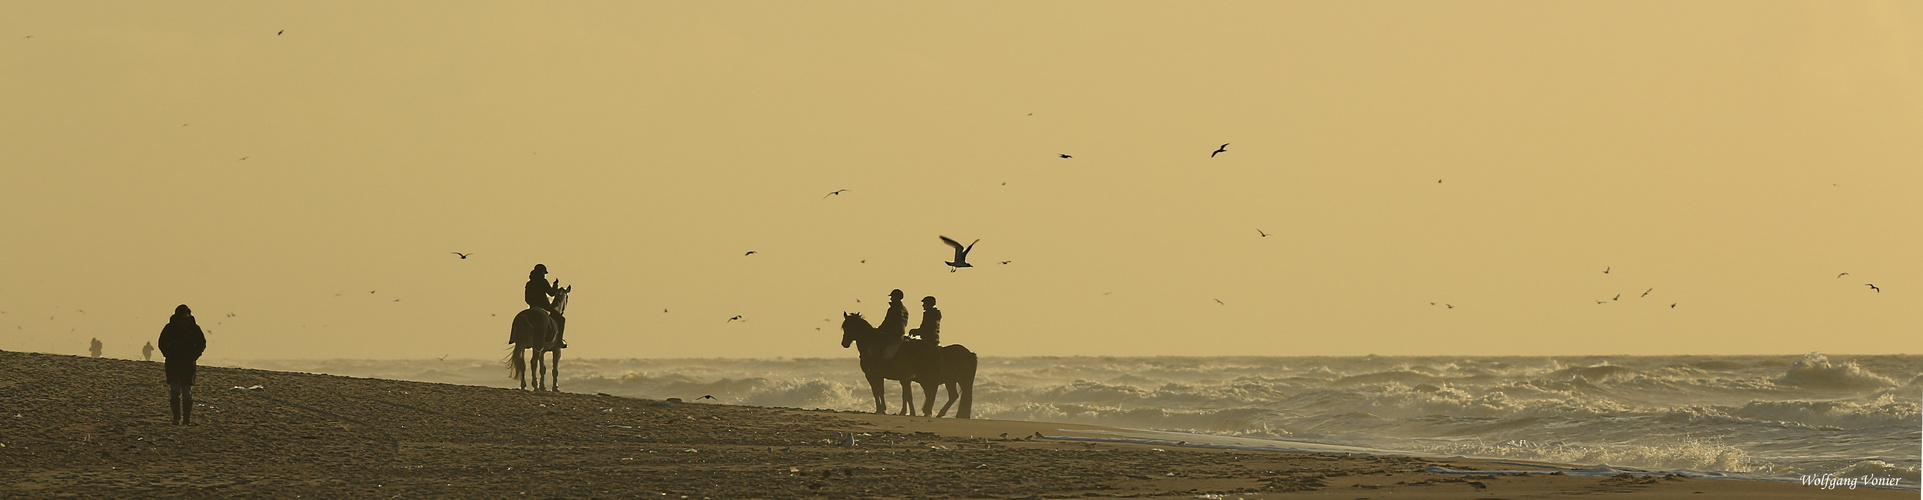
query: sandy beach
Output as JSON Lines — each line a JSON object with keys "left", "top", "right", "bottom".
{"left": 0, "top": 351, "right": 1904, "bottom": 498}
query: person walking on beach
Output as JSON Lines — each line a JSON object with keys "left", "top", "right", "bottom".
{"left": 89, "top": 337, "right": 102, "bottom": 358}
{"left": 158, "top": 304, "right": 207, "bottom": 425}
{"left": 908, "top": 296, "right": 941, "bottom": 345}
{"left": 142, "top": 341, "right": 154, "bottom": 361}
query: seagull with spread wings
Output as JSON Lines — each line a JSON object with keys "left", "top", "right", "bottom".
{"left": 1211, "top": 143, "right": 1229, "bottom": 157}
{"left": 940, "top": 236, "right": 978, "bottom": 271}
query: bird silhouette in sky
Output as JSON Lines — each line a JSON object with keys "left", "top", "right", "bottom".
{"left": 999, "top": 260, "right": 1011, "bottom": 265}
{"left": 451, "top": 252, "right": 471, "bottom": 259}
{"left": 1211, "top": 144, "right": 1228, "bottom": 157}
{"left": 1866, "top": 284, "right": 1880, "bottom": 293}
{"left": 1613, "top": 294, "right": 1620, "bottom": 301}
{"left": 1445, "top": 304, "right": 1453, "bottom": 309}
{"left": 239, "top": 157, "right": 248, "bottom": 161}
{"left": 437, "top": 354, "right": 448, "bottom": 361}
{"left": 1059, "top": 154, "right": 1073, "bottom": 159}
{"left": 1596, "top": 300, "right": 1607, "bottom": 304}
{"left": 1671, "top": 303, "right": 1677, "bottom": 308}
{"left": 1214, "top": 298, "right": 1225, "bottom": 305}
{"left": 277, "top": 30, "right": 283, "bottom": 35}
{"left": 823, "top": 189, "right": 850, "bottom": 198}
{"left": 369, "top": 290, "right": 376, "bottom": 294}
{"left": 940, "top": 236, "right": 978, "bottom": 270}
{"left": 1602, "top": 266, "right": 1610, "bottom": 274}
{"left": 1837, "top": 272, "right": 1849, "bottom": 278}
{"left": 697, "top": 395, "right": 716, "bottom": 400}
{"left": 1641, "top": 288, "right": 1652, "bottom": 297}
{"left": 744, "top": 251, "right": 757, "bottom": 256}
{"left": 1257, "top": 229, "right": 1268, "bottom": 237}
{"left": 727, "top": 315, "right": 744, "bottom": 323}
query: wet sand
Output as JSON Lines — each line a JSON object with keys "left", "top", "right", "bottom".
{"left": 0, "top": 351, "right": 1904, "bottom": 498}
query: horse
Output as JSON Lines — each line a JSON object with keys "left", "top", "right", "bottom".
{"left": 507, "top": 286, "right": 570, "bottom": 391}
{"left": 839, "top": 312, "right": 977, "bottom": 418}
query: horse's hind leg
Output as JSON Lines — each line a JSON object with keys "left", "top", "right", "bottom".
{"left": 897, "top": 380, "right": 915, "bottom": 416}
{"left": 530, "top": 347, "right": 546, "bottom": 392}
{"left": 511, "top": 347, "right": 528, "bottom": 390}
{"left": 937, "top": 382, "right": 958, "bottom": 418}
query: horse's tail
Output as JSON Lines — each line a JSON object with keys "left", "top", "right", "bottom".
{"left": 505, "top": 349, "right": 525, "bottom": 381}
{"left": 946, "top": 345, "right": 978, "bottom": 419}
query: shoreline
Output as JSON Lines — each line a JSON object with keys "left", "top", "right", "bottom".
{"left": 2, "top": 351, "right": 1909, "bottom": 497}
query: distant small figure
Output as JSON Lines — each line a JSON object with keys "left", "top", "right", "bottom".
{"left": 89, "top": 338, "right": 102, "bottom": 358}
{"left": 1257, "top": 229, "right": 1268, "bottom": 237}
{"left": 1603, "top": 266, "right": 1610, "bottom": 274}
{"left": 142, "top": 341, "right": 154, "bottom": 361}
{"left": 1211, "top": 143, "right": 1229, "bottom": 157}
{"left": 727, "top": 315, "right": 743, "bottom": 323}
{"left": 823, "top": 189, "right": 850, "bottom": 198}
{"left": 159, "top": 304, "right": 207, "bottom": 425}
{"left": 1866, "top": 284, "right": 1879, "bottom": 293}
{"left": 908, "top": 296, "right": 941, "bottom": 345}
{"left": 1058, "top": 154, "right": 1072, "bottom": 159}
{"left": 277, "top": 30, "right": 283, "bottom": 35}
{"left": 451, "top": 252, "right": 471, "bottom": 259}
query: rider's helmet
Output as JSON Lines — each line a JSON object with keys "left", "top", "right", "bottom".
{"left": 175, "top": 304, "right": 191, "bottom": 315}
{"left": 922, "top": 296, "right": 936, "bottom": 306}
{"left": 533, "top": 263, "right": 548, "bottom": 275}
{"left": 890, "top": 289, "right": 904, "bottom": 300}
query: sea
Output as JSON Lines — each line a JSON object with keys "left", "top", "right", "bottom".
{"left": 219, "top": 353, "right": 1921, "bottom": 488}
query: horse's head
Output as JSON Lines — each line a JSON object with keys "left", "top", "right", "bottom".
{"left": 840, "top": 311, "right": 873, "bottom": 348}
{"left": 551, "top": 284, "right": 572, "bottom": 314}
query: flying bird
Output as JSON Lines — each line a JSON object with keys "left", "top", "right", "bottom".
{"left": 940, "top": 236, "right": 977, "bottom": 270}
{"left": 727, "top": 315, "right": 744, "bottom": 322}
{"left": 1602, "top": 266, "right": 1610, "bottom": 274}
{"left": 999, "top": 260, "right": 1011, "bottom": 265}
{"left": 823, "top": 189, "right": 850, "bottom": 198}
{"left": 437, "top": 354, "right": 448, "bottom": 361}
{"left": 1256, "top": 229, "right": 1268, "bottom": 237}
{"left": 1866, "top": 284, "right": 1879, "bottom": 293}
{"left": 1613, "top": 294, "right": 1620, "bottom": 301}
{"left": 1445, "top": 304, "right": 1454, "bottom": 309}
{"left": 277, "top": 30, "right": 283, "bottom": 35}
{"left": 451, "top": 252, "right": 471, "bottom": 259}
{"left": 1211, "top": 144, "right": 1228, "bottom": 157}
{"left": 744, "top": 251, "right": 757, "bottom": 256}
{"left": 697, "top": 395, "right": 715, "bottom": 400}
{"left": 1059, "top": 154, "right": 1072, "bottom": 159}
{"left": 1837, "top": 272, "right": 1849, "bottom": 278}
{"left": 1670, "top": 303, "right": 1676, "bottom": 308}
{"left": 1214, "top": 299, "right": 1225, "bottom": 305}
{"left": 1641, "top": 288, "right": 1652, "bottom": 297}
{"left": 239, "top": 157, "right": 248, "bottom": 161}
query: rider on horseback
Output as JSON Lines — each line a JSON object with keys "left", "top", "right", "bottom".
{"left": 526, "top": 263, "right": 566, "bottom": 348}
{"left": 879, "top": 289, "right": 910, "bottom": 360}
{"left": 908, "top": 296, "right": 940, "bottom": 345}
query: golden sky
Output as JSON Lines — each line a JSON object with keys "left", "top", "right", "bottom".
{"left": 2, "top": 2, "right": 1917, "bottom": 359}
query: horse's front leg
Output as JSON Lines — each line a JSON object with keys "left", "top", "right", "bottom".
{"left": 919, "top": 381, "right": 939, "bottom": 417}
{"left": 897, "top": 380, "right": 915, "bottom": 416}
{"left": 937, "top": 382, "right": 958, "bottom": 418}
{"left": 867, "top": 373, "right": 887, "bottom": 414}
{"left": 548, "top": 349, "right": 561, "bottom": 392}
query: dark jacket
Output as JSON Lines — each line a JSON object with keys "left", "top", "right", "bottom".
{"left": 911, "top": 307, "right": 941, "bottom": 344}
{"left": 526, "top": 278, "right": 559, "bottom": 312}
{"left": 878, "top": 299, "right": 909, "bottom": 338}
{"left": 158, "top": 314, "right": 206, "bottom": 385}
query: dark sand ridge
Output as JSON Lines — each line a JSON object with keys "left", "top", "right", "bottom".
{"left": 0, "top": 351, "right": 1902, "bottom": 498}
